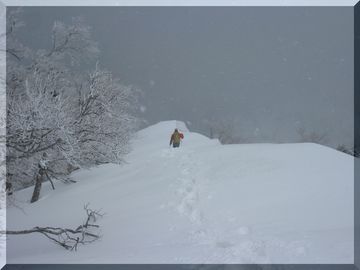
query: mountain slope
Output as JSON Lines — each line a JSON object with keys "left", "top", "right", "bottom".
{"left": 7, "top": 120, "right": 354, "bottom": 263}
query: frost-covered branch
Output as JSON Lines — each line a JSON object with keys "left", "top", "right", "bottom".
{"left": 46, "top": 18, "right": 99, "bottom": 65}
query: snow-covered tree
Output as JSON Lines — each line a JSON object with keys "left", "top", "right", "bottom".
{"left": 296, "top": 127, "right": 328, "bottom": 145}
{"left": 206, "top": 120, "right": 247, "bottom": 145}
{"left": 6, "top": 10, "right": 139, "bottom": 202}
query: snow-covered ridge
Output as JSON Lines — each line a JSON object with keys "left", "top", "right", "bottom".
{"left": 7, "top": 120, "right": 354, "bottom": 264}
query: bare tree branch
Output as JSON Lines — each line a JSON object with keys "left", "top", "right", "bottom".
{"left": 2, "top": 205, "right": 104, "bottom": 251}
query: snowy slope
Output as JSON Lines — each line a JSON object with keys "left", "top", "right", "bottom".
{"left": 7, "top": 120, "right": 354, "bottom": 263}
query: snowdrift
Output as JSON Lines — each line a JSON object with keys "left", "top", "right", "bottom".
{"left": 7, "top": 120, "right": 354, "bottom": 263}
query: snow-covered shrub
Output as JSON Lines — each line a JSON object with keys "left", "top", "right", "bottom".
{"left": 337, "top": 144, "right": 358, "bottom": 157}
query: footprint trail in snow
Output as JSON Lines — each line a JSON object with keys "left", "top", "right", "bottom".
{"left": 168, "top": 147, "right": 271, "bottom": 263}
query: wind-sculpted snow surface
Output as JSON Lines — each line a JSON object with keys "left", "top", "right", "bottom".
{"left": 7, "top": 120, "right": 354, "bottom": 263}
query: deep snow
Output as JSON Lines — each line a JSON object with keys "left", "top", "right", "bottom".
{"left": 7, "top": 120, "right": 354, "bottom": 263}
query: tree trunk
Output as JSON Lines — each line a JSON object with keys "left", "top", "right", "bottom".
{"left": 30, "top": 168, "right": 45, "bottom": 203}
{"left": 209, "top": 127, "right": 214, "bottom": 139}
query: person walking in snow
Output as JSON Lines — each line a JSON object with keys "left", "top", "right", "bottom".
{"left": 170, "top": 129, "right": 184, "bottom": 148}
